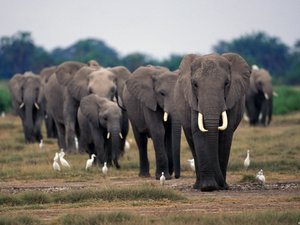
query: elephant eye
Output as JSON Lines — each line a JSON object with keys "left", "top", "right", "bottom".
{"left": 159, "top": 91, "right": 166, "bottom": 96}
{"left": 225, "top": 79, "right": 229, "bottom": 86}
{"left": 192, "top": 81, "right": 198, "bottom": 88}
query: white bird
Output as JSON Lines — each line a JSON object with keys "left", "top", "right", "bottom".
{"left": 1, "top": 112, "right": 5, "bottom": 118}
{"left": 160, "top": 172, "right": 166, "bottom": 186}
{"left": 52, "top": 153, "right": 61, "bottom": 171}
{"left": 85, "top": 154, "right": 96, "bottom": 170}
{"left": 125, "top": 140, "right": 130, "bottom": 152}
{"left": 256, "top": 169, "right": 265, "bottom": 185}
{"left": 74, "top": 136, "right": 79, "bottom": 151}
{"left": 187, "top": 159, "right": 195, "bottom": 171}
{"left": 59, "top": 150, "right": 70, "bottom": 168}
{"left": 244, "top": 150, "right": 250, "bottom": 169}
{"left": 102, "top": 162, "right": 108, "bottom": 176}
{"left": 39, "top": 139, "right": 44, "bottom": 150}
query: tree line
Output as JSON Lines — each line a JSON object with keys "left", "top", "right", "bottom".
{"left": 0, "top": 31, "right": 299, "bottom": 84}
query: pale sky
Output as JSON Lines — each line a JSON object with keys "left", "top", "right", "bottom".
{"left": 0, "top": 0, "right": 299, "bottom": 59}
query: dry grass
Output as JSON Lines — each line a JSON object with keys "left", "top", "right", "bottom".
{"left": 0, "top": 113, "right": 299, "bottom": 224}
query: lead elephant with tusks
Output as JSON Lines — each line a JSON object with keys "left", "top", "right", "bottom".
{"left": 175, "top": 53, "right": 250, "bottom": 191}
{"left": 9, "top": 72, "right": 45, "bottom": 143}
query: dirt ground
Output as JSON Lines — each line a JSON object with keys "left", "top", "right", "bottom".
{"left": 0, "top": 176, "right": 299, "bottom": 221}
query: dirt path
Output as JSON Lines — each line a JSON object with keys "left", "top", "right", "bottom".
{"left": 0, "top": 177, "right": 299, "bottom": 222}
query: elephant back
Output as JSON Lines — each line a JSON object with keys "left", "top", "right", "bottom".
{"left": 55, "top": 61, "right": 86, "bottom": 86}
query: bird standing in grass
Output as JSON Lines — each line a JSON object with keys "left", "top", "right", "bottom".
{"left": 59, "top": 149, "right": 71, "bottom": 168}
{"left": 39, "top": 139, "right": 44, "bottom": 150}
{"left": 244, "top": 150, "right": 250, "bottom": 169}
{"left": 102, "top": 162, "right": 108, "bottom": 177}
{"left": 53, "top": 152, "right": 60, "bottom": 171}
{"left": 160, "top": 172, "right": 166, "bottom": 186}
{"left": 74, "top": 136, "right": 79, "bottom": 151}
{"left": 187, "top": 159, "right": 195, "bottom": 171}
{"left": 85, "top": 154, "right": 96, "bottom": 170}
{"left": 256, "top": 169, "right": 265, "bottom": 185}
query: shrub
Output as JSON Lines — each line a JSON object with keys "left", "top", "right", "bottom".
{"left": 273, "top": 86, "right": 300, "bottom": 115}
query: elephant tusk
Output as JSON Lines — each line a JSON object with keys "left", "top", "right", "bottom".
{"left": 34, "top": 102, "right": 40, "bottom": 110}
{"left": 19, "top": 102, "right": 25, "bottom": 109}
{"left": 218, "top": 111, "right": 228, "bottom": 131}
{"left": 273, "top": 91, "right": 278, "bottom": 97}
{"left": 163, "top": 112, "right": 168, "bottom": 122}
{"left": 198, "top": 113, "right": 208, "bottom": 132}
{"left": 119, "top": 133, "right": 123, "bottom": 139}
{"left": 264, "top": 93, "right": 269, "bottom": 100}
{"left": 107, "top": 132, "right": 110, "bottom": 139}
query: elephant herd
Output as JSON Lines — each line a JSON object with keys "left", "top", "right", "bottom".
{"left": 9, "top": 53, "right": 274, "bottom": 191}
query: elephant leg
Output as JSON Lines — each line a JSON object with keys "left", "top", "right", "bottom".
{"left": 33, "top": 112, "right": 43, "bottom": 142}
{"left": 246, "top": 97, "right": 258, "bottom": 125}
{"left": 172, "top": 117, "right": 182, "bottom": 179}
{"left": 144, "top": 110, "right": 170, "bottom": 180}
{"left": 182, "top": 127, "right": 200, "bottom": 188}
{"left": 64, "top": 95, "right": 78, "bottom": 152}
{"left": 55, "top": 121, "right": 66, "bottom": 150}
{"left": 131, "top": 125, "right": 150, "bottom": 177}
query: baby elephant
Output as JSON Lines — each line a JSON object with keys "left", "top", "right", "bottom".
{"left": 78, "top": 94, "right": 128, "bottom": 168}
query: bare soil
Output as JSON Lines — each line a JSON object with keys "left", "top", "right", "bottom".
{"left": 0, "top": 176, "right": 299, "bottom": 222}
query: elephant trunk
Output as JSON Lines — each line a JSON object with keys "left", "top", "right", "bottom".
{"left": 172, "top": 118, "right": 181, "bottom": 179}
{"left": 110, "top": 128, "right": 121, "bottom": 169}
{"left": 198, "top": 114, "right": 225, "bottom": 191}
{"left": 24, "top": 102, "right": 34, "bottom": 143}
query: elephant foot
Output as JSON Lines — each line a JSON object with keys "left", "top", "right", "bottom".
{"left": 139, "top": 172, "right": 150, "bottom": 178}
{"left": 200, "top": 178, "right": 219, "bottom": 192}
{"left": 193, "top": 180, "right": 201, "bottom": 189}
{"left": 174, "top": 174, "right": 180, "bottom": 179}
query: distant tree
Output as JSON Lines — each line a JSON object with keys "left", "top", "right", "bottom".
{"left": 285, "top": 40, "right": 300, "bottom": 84}
{"left": 51, "top": 39, "right": 120, "bottom": 67}
{"left": 160, "top": 54, "right": 183, "bottom": 71}
{"left": 212, "top": 31, "right": 290, "bottom": 77}
{"left": 0, "top": 31, "right": 52, "bottom": 79}
{"left": 121, "top": 52, "right": 159, "bottom": 72}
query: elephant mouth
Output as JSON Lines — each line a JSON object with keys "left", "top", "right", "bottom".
{"left": 198, "top": 111, "right": 228, "bottom": 132}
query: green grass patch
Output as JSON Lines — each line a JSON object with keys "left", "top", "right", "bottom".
{"left": 0, "top": 215, "right": 41, "bottom": 225}
{"left": 56, "top": 210, "right": 300, "bottom": 225}
{"left": 0, "top": 186, "right": 185, "bottom": 206}
{"left": 273, "top": 86, "right": 300, "bottom": 115}
{"left": 239, "top": 174, "right": 256, "bottom": 183}
{"left": 0, "top": 81, "right": 11, "bottom": 113}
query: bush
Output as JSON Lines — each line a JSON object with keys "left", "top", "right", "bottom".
{"left": 0, "top": 81, "right": 11, "bottom": 113}
{"left": 273, "top": 86, "right": 300, "bottom": 115}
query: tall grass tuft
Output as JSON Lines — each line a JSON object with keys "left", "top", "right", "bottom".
{"left": 0, "top": 81, "right": 11, "bottom": 113}
{"left": 0, "top": 215, "right": 41, "bottom": 225}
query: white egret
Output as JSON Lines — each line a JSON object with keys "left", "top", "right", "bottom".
{"left": 85, "top": 154, "right": 96, "bottom": 170}
{"left": 160, "top": 172, "right": 166, "bottom": 186}
{"left": 102, "top": 162, "right": 108, "bottom": 177}
{"left": 244, "top": 150, "right": 250, "bottom": 169}
{"left": 187, "top": 159, "right": 195, "bottom": 171}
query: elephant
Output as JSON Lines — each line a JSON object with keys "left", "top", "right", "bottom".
{"left": 153, "top": 70, "right": 182, "bottom": 178}
{"left": 45, "top": 60, "right": 131, "bottom": 152}
{"left": 9, "top": 72, "right": 45, "bottom": 143}
{"left": 78, "top": 94, "right": 128, "bottom": 168}
{"left": 40, "top": 66, "right": 58, "bottom": 138}
{"left": 245, "top": 67, "right": 273, "bottom": 126}
{"left": 123, "top": 65, "right": 181, "bottom": 180}
{"left": 174, "top": 53, "right": 250, "bottom": 191}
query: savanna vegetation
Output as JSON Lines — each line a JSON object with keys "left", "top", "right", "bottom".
{"left": 0, "top": 109, "right": 299, "bottom": 224}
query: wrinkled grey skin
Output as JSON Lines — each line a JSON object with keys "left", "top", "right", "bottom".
{"left": 174, "top": 53, "right": 250, "bottom": 191}
{"left": 9, "top": 72, "right": 45, "bottom": 143}
{"left": 153, "top": 70, "right": 181, "bottom": 178}
{"left": 40, "top": 66, "right": 58, "bottom": 138}
{"left": 45, "top": 61, "right": 85, "bottom": 151}
{"left": 123, "top": 65, "right": 181, "bottom": 180}
{"left": 78, "top": 94, "right": 128, "bottom": 168}
{"left": 245, "top": 68, "right": 273, "bottom": 126}
{"left": 45, "top": 60, "right": 131, "bottom": 153}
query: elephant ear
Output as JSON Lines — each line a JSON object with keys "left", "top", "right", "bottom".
{"left": 67, "top": 66, "right": 97, "bottom": 101}
{"left": 9, "top": 73, "right": 25, "bottom": 103}
{"left": 108, "top": 66, "right": 131, "bottom": 98}
{"left": 40, "top": 66, "right": 56, "bottom": 84}
{"left": 222, "top": 53, "right": 251, "bottom": 109}
{"left": 126, "top": 66, "right": 167, "bottom": 111}
{"left": 80, "top": 94, "right": 102, "bottom": 126}
{"left": 56, "top": 61, "right": 85, "bottom": 86}
{"left": 178, "top": 54, "right": 199, "bottom": 111}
